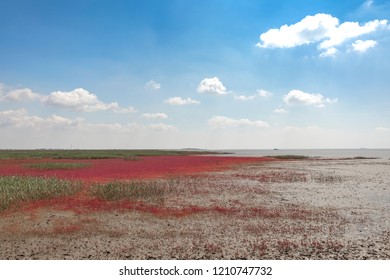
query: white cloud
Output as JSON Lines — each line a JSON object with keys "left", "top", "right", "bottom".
{"left": 319, "top": 47, "right": 338, "bottom": 57}
{"left": 208, "top": 116, "right": 269, "bottom": 128}
{"left": 284, "top": 90, "right": 337, "bottom": 107}
{"left": 257, "top": 13, "right": 388, "bottom": 56}
{"left": 83, "top": 121, "right": 173, "bottom": 133}
{"left": 234, "top": 89, "right": 273, "bottom": 101}
{"left": 0, "top": 84, "right": 136, "bottom": 113}
{"left": 112, "top": 106, "right": 137, "bottom": 114}
{"left": 197, "top": 77, "right": 227, "bottom": 95}
{"left": 351, "top": 39, "right": 377, "bottom": 52}
{"left": 148, "top": 123, "right": 177, "bottom": 132}
{"left": 0, "top": 88, "right": 44, "bottom": 102}
{"left": 356, "top": 0, "right": 390, "bottom": 17}
{"left": 273, "top": 108, "right": 288, "bottom": 113}
{"left": 0, "top": 109, "right": 82, "bottom": 129}
{"left": 257, "top": 13, "right": 338, "bottom": 48}
{"left": 234, "top": 95, "right": 255, "bottom": 101}
{"left": 145, "top": 80, "right": 161, "bottom": 90}
{"left": 0, "top": 109, "right": 26, "bottom": 127}
{"left": 45, "top": 88, "right": 105, "bottom": 110}
{"left": 165, "top": 97, "right": 200, "bottom": 105}
{"left": 319, "top": 19, "right": 387, "bottom": 50}
{"left": 257, "top": 89, "right": 273, "bottom": 98}
{"left": 0, "top": 109, "right": 178, "bottom": 134}
{"left": 142, "top": 112, "right": 168, "bottom": 119}
{"left": 44, "top": 88, "right": 136, "bottom": 113}
{"left": 364, "top": 0, "right": 374, "bottom": 8}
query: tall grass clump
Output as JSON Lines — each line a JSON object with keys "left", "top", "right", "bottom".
{"left": 312, "top": 173, "right": 344, "bottom": 184}
{"left": 0, "top": 176, "right": 81, "bottom": 212}
{"left": 91, "top": 180, "right": 177, "bottom": 202}
{"left": 123, "top": 155, "right": 142, "bottom": 161}
{"left": 24, "top": 162, "right": 92, "bottom": 170}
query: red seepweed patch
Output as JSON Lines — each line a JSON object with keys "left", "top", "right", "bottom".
{"left": 1, "top": 155, "right": 276, "bottom": 216}
{"left": 0, "top": 156, "right": 274, "bottom": 181}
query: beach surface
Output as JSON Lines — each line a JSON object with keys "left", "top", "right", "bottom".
{"left": 1, "top": 157, "right": 389, "bottom": 259}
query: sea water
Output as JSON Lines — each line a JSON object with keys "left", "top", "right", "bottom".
{"left": 216, "top": 149, "right": 390, "bottom": 159}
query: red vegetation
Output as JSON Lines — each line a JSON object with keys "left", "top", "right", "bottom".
{"left": 19, "top": 193, "right": 316, "bottom": 221}
{"left": 1, "top": 155, "right": 278, "bottom": 217}
{"left": 0, "top": 156, "right": 274, "bottom": 181}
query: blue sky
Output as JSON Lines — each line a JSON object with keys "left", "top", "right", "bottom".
{"left": 0, "top": 0, "right": 389, "bottom": 149}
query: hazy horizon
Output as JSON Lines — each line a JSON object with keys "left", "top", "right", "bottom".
{"left": 1, "top": 0, "right": 389, "bottom": 149}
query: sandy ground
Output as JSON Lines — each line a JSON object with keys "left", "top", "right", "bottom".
{"left": 1, "top": 158, "right": 389, "bottom": 259}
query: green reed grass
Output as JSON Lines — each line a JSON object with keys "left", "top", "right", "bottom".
{"left": 0, "top": 176, "right": 81, "bottom": 211}
{"left": 24, "top": 162, "right": 92, "bottom": 170}
{"left": 0, "top": 149, "right": 216, "bottom": 159}
{"left": 91, "top": 179, "right": 178, "bottom": 202}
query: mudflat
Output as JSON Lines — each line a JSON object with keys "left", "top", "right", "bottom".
{"left": 1, "top": 158, "right": 389, "bottom": 259}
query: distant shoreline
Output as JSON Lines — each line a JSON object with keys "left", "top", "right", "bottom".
{"left": 215, "top": 149, "right": 390, "bottom": 159}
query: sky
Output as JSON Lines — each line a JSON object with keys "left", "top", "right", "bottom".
{"left": 0, "top": 0, "right": 389, "bottom": 149}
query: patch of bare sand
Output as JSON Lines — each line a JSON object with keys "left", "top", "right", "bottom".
{"left": 0, "top": 158, "right": 389, "bottom": 259}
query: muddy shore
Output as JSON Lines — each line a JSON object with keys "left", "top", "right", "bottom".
{"left": 1, "top": 158, "right": 389, "bottom": 259}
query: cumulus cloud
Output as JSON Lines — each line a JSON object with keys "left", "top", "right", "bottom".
{"left": 0, "top": 109, "right": 82, "bottom": 129}
{"left": 148, "top": 123, "right": 176, "bottom": 132}
{"left": 208, "top": 116, "right": 269, "bottom": 128}
{"left": 44, "top": 88, "right": 136, "bottom": 113}
{"left": 0, "top": 109, "right": 178, "bottom": 135}
{"left": 0, "top": 88, "right": 44, "bottom": 102}
{"left": 0, "top": 84, "right": 136, "bottom": 113}
{"left": 165, "top": 97, "right": 200, "bottom": 105}
{"left": 257, "top": 13, "right": 388, "bottom": 56}
{"left": 45, "top": 88, "right": 109, "bottom": 110}
{"left": 318, "top": 19, "right": 386, "bottom": 50}
{"left": 283, "top": 90, "right": 337, "bottom": 107}
{"left": 142, "top": 112, "right": 168, "bottom": 119}
{"left": 0, "top": 109, "right": 26, "bottom": 127}
{"left": 257, "top": 89, "right": 273, "bottom": 98}
{"left": 273, "top": 108, "right": 288, "bottom": 113}
{"left": 351, "top": 39, "right": 377, "bottom": 52}
{"left": 145, "top": 80, "right": 161, "bottom": 90}
{"left": 197, "top": 77, "right": 227, "bottom": 95}
{"left": 111, "top": 106, "right": 137, "bottom": 114}
{"left": 319, "top": 47, "right": 338, "bottom": 57}
{"left": 257, "top": 14, "right": 338, "bottom": 48}
{"left": 234, "top": 95, "right": 255, "bottom": 101}
{"left": 234, "top": 89, "right": 273, "bottom": 101}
